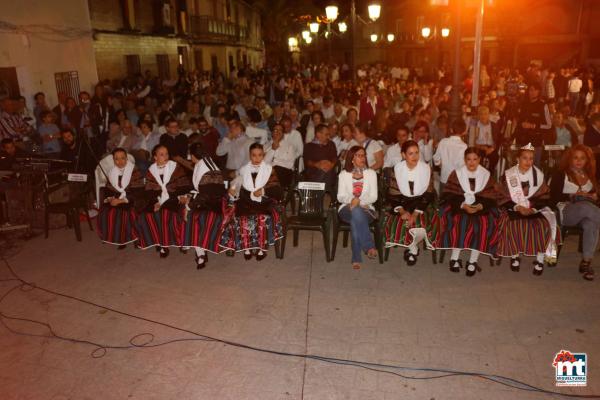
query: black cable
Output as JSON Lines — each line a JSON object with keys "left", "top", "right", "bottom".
{"left": 0, "top": 255, "right": 598, "bottom": 398}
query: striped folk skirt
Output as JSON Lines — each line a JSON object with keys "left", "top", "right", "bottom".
{"left": 384, "top": 204, "right": 439, "bottom": 249}
{"left": 96, "top": 205, "right": 138, "bottom": 246}
{"left": 135, "top": 208, "right": 184, "bottom": 249}
{"left": 438, "top": 206, "right": 501, "bottom": 256}
{"left": 220, "top": 207, "right": 284, "bottom": 252}
{"left": 496, "top": 213, "right": 560, "bottom": 257}
{"left": 181, "top": 210, "right": 226, "bottom": 253}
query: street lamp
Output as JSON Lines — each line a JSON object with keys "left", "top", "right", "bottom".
{"left": 367, "top": 4, "right": 381, "bottom": 21}
{"left": 309, "top": 22, "right": 320, "bottom": 34}
{"left": 288, "top": 37, "right": 298, "bottom": 47}
{"left": 387, "top": 33, "right": 395, "bottom": 42}
{"left": 441, "top": 27, "right": 450, "bottom": 37}
{"left": 338, "top": 22, "right": 347, "bottom": 33}
{"left": 421, "top": 26, "right": 431, "bottom": 38}
{"left": 302, "top": 30, "right": 310, "bottom": 40}
{"left": 325, "top": 5, "right": 339, "bottom": 21}
{"left": 305, "top": 36, "right": 313, "bottom": 44}
{"left": 370, "top": 34, "right": 378, "bottom": 43}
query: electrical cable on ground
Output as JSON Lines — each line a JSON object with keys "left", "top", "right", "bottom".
{"left": 0, "top": 254, "right": 598, "bottom": 399}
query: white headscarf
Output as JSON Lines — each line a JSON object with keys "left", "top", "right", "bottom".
{"left": 456, "top": 165, "right": 490, "bottom": 205}
{"left": 240, "top": 161, "right": 272, "bottom": 202}
{"left": 394, "top": 160, "right": 430, "bottom": 197}
{"left": 108, "top": 161, "right": 134, "bottom": 200}
{"left": 149, "top": 160, "right": 177, "bottom": 205}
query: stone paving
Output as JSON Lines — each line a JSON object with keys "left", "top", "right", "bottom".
{"left": 0, "top": 228, "right": 598, "bottom": 399}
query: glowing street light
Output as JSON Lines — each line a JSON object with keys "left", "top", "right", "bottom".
{"left": 338, "top": 21, "right": 347, "bottom": 33}
{"left": 309, "top": 22, "right": 320, "bottom": 33}
{"left": 288, "top": 37, "right": 298, "bottom": 47}
{"left": 387, "top": 33, "right": 395, "bottom": 42}
{"left": 421, "top": 26, "right": 431, "bottom": 38}
{"left": 302, "top": 30, "right": 310, "bottom": 40}
{"left": 370, "top": 33, "right": 378, "bottom": 43}
{"left": 441, "top": 27, "right": 450, "bottom": 37}
{"left": 305, "top": 36, "right": 313, "bottom": 44}
{"left": 325, "top": 5, "right": 339, "bottom": 22}
{"left": 368, "top": 3, "right": 381, "bottom": 21}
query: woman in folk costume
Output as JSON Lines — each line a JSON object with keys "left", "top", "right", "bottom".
{"left": 496, "top": 143, "right": 560, "bottom": 275}
{"left": 136, "top": 144, "right": 191, "bottom": 258}
{"left": 439, "top": 147, "right": 502, "bottom": 277}
{"left": 221, "top": 143, "right": 284, "bottom": 260}
{"left": 181, "top": 143, "right": 227, "bottom": 269}
{"left": 383, "top": 140, "right": 439, "bottom": 266}
{"left": 550, "top": 144, "right": 600, "bottom": 281}
{"left": 96, "top": 147, "right": 145, "bottom": 248}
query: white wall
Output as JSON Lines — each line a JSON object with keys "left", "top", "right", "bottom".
{"left": 0, "top": 0, "right": 98, "bottom": 109}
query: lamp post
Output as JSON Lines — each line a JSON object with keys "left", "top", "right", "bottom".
{"left": 325, "top": 5, "right": 339, "bottom": 64}
{"left": 335, "top": 1, "right": 381, "bottom": 84}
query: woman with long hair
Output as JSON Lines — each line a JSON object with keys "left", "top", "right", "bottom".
{"left": 550, "top": 144, "right": 600, "bottom": 280}
{"left": 337, "top": 145, "right": 379, "bottom": 269}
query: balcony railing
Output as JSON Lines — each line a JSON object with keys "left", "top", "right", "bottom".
{"left": 190, "top": 15, "right": 257, "bottom": 45}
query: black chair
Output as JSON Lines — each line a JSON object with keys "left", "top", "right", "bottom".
{"left": 44, "top": 172, "right": 93, "bottom": 241}
{"left": 280, "top": 181, "right": 332, "bottom": 261}
{"left": 331, "top": 199, "right": 384, "bottom": 264}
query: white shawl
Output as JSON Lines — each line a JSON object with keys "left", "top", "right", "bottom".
{"left": 456, "top": 165, "right": 490, "bottom": 205}
{"left": 107, "top": 161, "right": 134, "bottom": 200}
{"left": 394, "top": 160, "right": 430, "bottom": 197}
{"left": 192, "top": 157, "right": 219, "bottom": 191}
{"left": 240, "top": 161, "right": 272, "bottom": 202}
{"left": 149, "top": 160, "right": 177, "bottom": 205}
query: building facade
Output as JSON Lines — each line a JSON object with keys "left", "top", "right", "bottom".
{"left": 0, "top": 0, "right": 98, "bottom": 108}
{"left": 298, "top": 0, "right": 600, "bottom": 71}
{"left": 89, "top": 0, "right": 264, "bottom": 81}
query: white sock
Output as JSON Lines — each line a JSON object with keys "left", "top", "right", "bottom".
{"left": 258, "top": 250, "right": 264, "bottom": 256}
{"left": 451, "top": 249, "right": 461, "bottom": 261}
{"left": 511, "top": 256, "right": 519, "bottom": 266}
{"left": 469, "top": 250, "right": 480, "bottom": 264}
{"left": 195, "top": 248, "right": 205, "bottom": 258}
{"left": 244, "top": 250, "right": 251, "bottom": 255}
{"left": 536, "top": 253, "right": 544, "bottom": 264}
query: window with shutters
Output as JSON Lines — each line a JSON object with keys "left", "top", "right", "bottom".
{"left": 125, "top": 55, "right": 141, "bottom": 76}
{"left": 156, "top": 54, "right": 170, "bottom": 80}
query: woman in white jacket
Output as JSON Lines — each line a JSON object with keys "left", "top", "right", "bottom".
{"left": 337, "top": 145, "right": 379, "bottom": 269}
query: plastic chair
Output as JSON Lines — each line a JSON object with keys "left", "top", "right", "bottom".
{"left": 280, "top": 182, "right": 332, "bottom": 262}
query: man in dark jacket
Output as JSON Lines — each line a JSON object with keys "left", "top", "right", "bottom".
{"left": 514, "top": 82, "right": 552, "bottom": 165}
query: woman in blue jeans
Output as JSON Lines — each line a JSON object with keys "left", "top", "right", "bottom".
{"left": 337, "top": 146, "right": 379, "bottom": 269}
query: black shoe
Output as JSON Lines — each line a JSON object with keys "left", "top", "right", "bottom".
{"left": 510, "top": 257, "right": 520, "bottom": 272}
{"left": 406, "top": 252, "right": 418, "bottom": 266}
{"left": 256, "top": 251, "right": 267, "bottom": 261}
{"left": 449, "top": 259, "right": 462, "bottom": 273}
{"left": 195, "top": 256, "right": 207, "bottom": 270}
{"left": 159, "top": 247, "right": 169, "bottom": 258}
{"left": 532, "top": 261, "right": 544, "bottom": 276}
{"left": 243, "top": 251, "right": 252, "bottom": 261}
{"left": 466, "top": 262, "right": 478, "bottom": 277}
{"left": 155, "top": 246, "right": 161, "bottom": 253}
{"left": 117, "top": 245, "right": 126, "bottom": 250}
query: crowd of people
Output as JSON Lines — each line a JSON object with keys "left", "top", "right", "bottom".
{"left": 0, "top": 61, "right": 599, "bottom": 280}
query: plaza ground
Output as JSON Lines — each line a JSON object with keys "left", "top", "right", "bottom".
{"left": 0, "top": 227, "right": 598, "bottom": 399}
